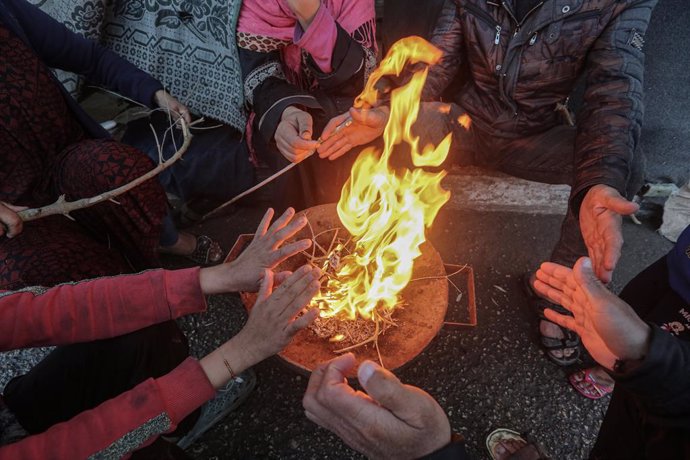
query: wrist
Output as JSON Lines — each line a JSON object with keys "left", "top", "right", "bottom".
{"left": 622, "top": 321, "right": 652, "bottom": 362}
{"left": 200, "top": 334, "right": 258, "bottom": 389}
{"left": 199, "top": 264, "right": 244, "bottom": 295}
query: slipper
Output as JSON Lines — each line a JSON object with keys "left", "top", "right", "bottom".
{"left": 486, "top": 428, "right": 548, "bottom": 460}
{"left": 521, "top": 273, "right": 581, "bottom": 366}
{"left": 569, "top": 368, "right": 614, "bottom": 400}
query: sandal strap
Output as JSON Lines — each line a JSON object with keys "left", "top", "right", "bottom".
{"left": 189, "top": 235, "right": 223, "bottom": 265}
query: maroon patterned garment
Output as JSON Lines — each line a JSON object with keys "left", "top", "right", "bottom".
{"left": 0, "top": 23, "right": 167, "bottom": 289}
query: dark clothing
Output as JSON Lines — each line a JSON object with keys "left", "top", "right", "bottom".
{"left": 414, "top": 102, "right": 644, "bottom": 265}
{"left": 515, "top": 0, "right": 543, "bottom": 22}
{"left": 424, "top": 0, "right": 657, "bottom": 209}
{"left": 0, "top": 20, "right": 167, "bottom": 288}
{"left": 420, "top": 438, "right": 470, "bottom": 460}
{"left": 591, "top": 227, "right": 690, "bottom": 458}
{"left": 381, "top": 0, "right": 446, "bottom": 56}
{"left": 3, "top": 322, "right": 193, "bottom": 436}
{"left": 239, "top": 6, "right": 377, "bottom": 211}
{"left": 0, "top": 0, "right": 163, "bottom": 139}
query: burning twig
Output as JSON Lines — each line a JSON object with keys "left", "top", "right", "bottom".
{"left": 18, "top": 118, "right": 195, "bottom": 222}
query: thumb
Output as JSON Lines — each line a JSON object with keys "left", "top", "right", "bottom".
{"left": 603, "top": 193, "right": 639, "bottom": 216}
{"left": 573, "top": 257, "right": 606, "bottom": 294}
{"left": 297, "top": 112, "right": 313, "bottom": 140}
{"left": 257, "top": 269, "right": 274, "bottom": 302}
{"left": 358, "top": 360, "right": 409, "bottom": 415}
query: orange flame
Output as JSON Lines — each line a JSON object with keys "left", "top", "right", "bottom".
{"left": 315, "top": 37, "right": 452, "bottom": 320}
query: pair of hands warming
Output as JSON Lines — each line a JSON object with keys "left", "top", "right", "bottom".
{"left": 534, "top": 257, "right": 651, "bottom": 370}
{"left": 198, "top": 207, "right": 452, "bottom": 458}
{"left": 274, "top": 105, "right": 389, "bottom": 164}
{"left": 198, "top": 208, "right": 321, "bottom": 388}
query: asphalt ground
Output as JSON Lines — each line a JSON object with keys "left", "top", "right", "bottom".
{"left": 170, "top": 204, "right": 672, "bottom": 460}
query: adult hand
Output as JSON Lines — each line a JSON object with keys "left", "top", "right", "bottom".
{"left": 285, "top": 0, "right": 321, "bottom": 28}
{"left": 579, "top": 184, "right": 639, "bottom": 283}
{"left": 0, "top": 201, "right": 27, "bottom": 238}
{"left": 275, "top": 106, "right": 319, "bottom": 163}
{"left": 153, "top": 89, "right": 192, "bottom": 124}
{"left": 303, "top": 354, "right": 451, "bottom": 459}
{"left": 318, "top": 106, "right": 389, "bottom": 161}
{"left": 199, "top": 208, "right": 312, "bottom": 294}
{"left": 534, "top": 257, "right": 651, "bottom": 371}
{"left": 200, "top": 266, "right": 320, "bottom": 389}
{"left": 235, "top": 266, "right": 321, "bottom": 364}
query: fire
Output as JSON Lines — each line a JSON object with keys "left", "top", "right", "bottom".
{"left": 314, "top": 37, "right": 453, "bottom": 321}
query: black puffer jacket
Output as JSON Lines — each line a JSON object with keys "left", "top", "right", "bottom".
{"left": 425, "top": 0, "right": 657, "bottom": 201}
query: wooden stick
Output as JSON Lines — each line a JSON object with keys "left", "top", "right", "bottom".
{"left": 18, "top": 118, "right": 193, "bottom": 222}
{"left": 202, "top": 117, "right": 353, "bottom": 221}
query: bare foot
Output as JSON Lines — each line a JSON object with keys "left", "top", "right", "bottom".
{"left": 494, "top": 438, "right": 527, "bottom": 460}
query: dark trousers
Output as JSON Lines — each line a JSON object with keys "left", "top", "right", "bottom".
{"left": 3, "top": 321, "right": 196, "bottom": 458}
{"left": 122, "top": 113, "right": 256, "bottom": 245}
{"left": 417, "top": 102, "right": 645, "bottom": 266}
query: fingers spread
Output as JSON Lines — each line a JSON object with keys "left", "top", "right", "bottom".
{"left": 544, "top": 308, "right": 578, "bottom": 333}
{"left": 256, "top": 269, "right": 274, "bottom": 302}
{"left": 255, "top": 208, "right": 275, "bottom": 237}
{"left": 287, "top": 308, "right": 319, "bottom": 336}
{"left": 275, "top": 239, "right": 312, "bottom": 264}
{"left": 269, "top": 207, "right": 296, "bottom": 235}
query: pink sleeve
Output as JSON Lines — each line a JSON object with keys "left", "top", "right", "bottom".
{"left": 0, "top": 268, "right": 206, "bottom": 351}
{"left": 293, "top": 4, "right": 338, "bottom": 73}
{"left": 0, "top": 358, "right": 215, "bottom": 459}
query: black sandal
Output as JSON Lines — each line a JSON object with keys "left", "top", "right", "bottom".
{"left": 521, "top": 273, "right": 580, "bottom": 366}
{"left": 160, "top": 234, "right": 224, "bottom": 266}
{"left": 188, "top": 234, "right": 224, "bottom": 265}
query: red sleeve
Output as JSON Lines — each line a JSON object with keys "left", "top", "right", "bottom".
{"left": 0, "top": 268, "right": 206, "bottom": 351}
{"left": 0, "top": 358, "right": 216, "bottom": 459}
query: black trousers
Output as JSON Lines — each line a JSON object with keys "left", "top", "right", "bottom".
{"left": 3, "top": 321, "right": 196, "bottom": 458}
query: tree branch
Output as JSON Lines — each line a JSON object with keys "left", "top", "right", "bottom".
{"left": 18, "top": 118, "right": 194, "bottom": 222}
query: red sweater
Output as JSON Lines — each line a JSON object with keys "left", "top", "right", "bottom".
{"left": 0, "top": 268, "right": 216, "bottom": 459}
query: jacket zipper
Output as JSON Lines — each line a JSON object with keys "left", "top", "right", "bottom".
{"left": 562, "top": 10, "right": 600, "bottom": 23}
{"left": 463, "top": 2, "right": 500, "bottom": 28}
{"left": 499, "top": 0, "right": 544, "bottom": 114}
{"left": 494, "top": 25, "right": 502, "bottom": 45}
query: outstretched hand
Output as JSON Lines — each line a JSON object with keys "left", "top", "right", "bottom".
{"left": 200, "top": 266, "right": 320, "bottom": 389}
{"left": 200, "top": 208, "right": 312, "bottom": 294}
{"left": 317, "top": 106, "right": 389, "bottom": 161}
{"left": 579, "top": 185, "right": 639, "bottom": 283}
{"left": 303, "top": 353, "right": 451, "bottom": 459}
{"left": 0, "top": 201, "right": 27, "bottom": 238}
{"left": 236, "top": 266, "right": 321, "bottom": 364}
{"left": 534, "top": 257, "right": 651, "bottom": 371}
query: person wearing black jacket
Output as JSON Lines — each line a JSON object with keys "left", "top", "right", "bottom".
{"left": 318, "top": 0, "right": 657, "bottom": 367}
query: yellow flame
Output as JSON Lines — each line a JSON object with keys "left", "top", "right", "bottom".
{"left": 315, "top": 37, "right": 452, "bottom": 320}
